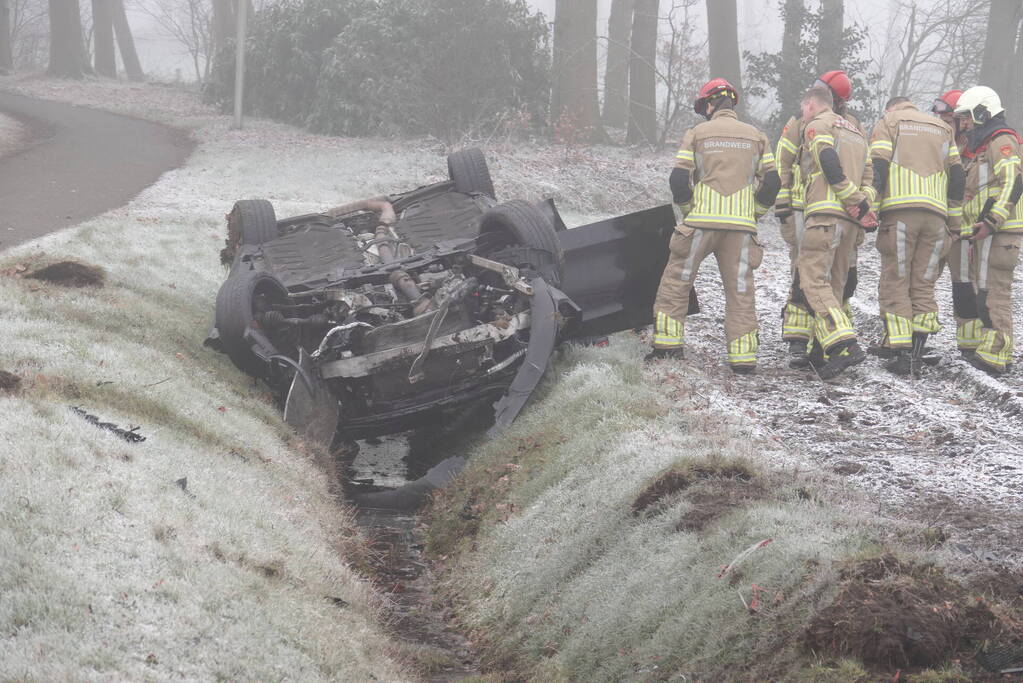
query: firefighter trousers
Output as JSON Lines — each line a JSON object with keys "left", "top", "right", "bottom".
{"left": 943, "top": 237, "right": 984, "bottom": 349}
{"left": 971, "top": 231, "right": 1022, "bottom": 371}
{"left": 875, "top": 210, "right": 950, "bottom": 349}
{"left": 795, "top": 216, "right": 860, "bottom": 352}
{"left": 652, "top": 226, "right": 763, "bottom": 367}
{"left": 782, "top": 211, "right": 859, "bottom": 344}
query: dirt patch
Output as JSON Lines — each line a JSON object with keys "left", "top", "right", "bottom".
{"left": 631, "top": 455, "right": 757, "bottom": 516}
{"left": 675, "top": 478, "right": 765, "bottom": 532}
{"left": 26, "top": 261, "right": 105, "bottom": 287}
{"left": 0, "top": 370, "right": 22, "bottom": 394}
{"left": 803, "top": 554, "right": 1010, "bottom": 673}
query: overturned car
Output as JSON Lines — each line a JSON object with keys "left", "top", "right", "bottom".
{"left": 208, "top": 148, "right": 686, "bottom": 444}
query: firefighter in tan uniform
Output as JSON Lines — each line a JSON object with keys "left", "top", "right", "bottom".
{"left": 775, "top": 71, "right": 867, "bottom": 359}
{"left": 649, "top": 79, "right": 780, "bottom": 373}
{"left": 953, "top": 86, "right": 1023, "bottom": 375}
{"left": 931, "top": 90, "right": 985, "bottom": 353}
{"left": 868, "top": 96, "right": 965, "bottom": 375}
{"left": 791, "top": 85, "right": 877, "bottom": 379}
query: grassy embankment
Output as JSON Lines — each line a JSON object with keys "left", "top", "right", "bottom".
{"left": 0, "top": 97, "right": 415, "bottom": 679}
{"left": 425, "top": 338, "right": 1021, "bottom": 682}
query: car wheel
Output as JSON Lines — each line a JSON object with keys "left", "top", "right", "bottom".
{"left": 479, "top": 200, "right": 564, "bottom": 286}
{"left": 215, "top": 268, "right": 289, "bottom": 376}
{"left": 447, "top": 148, "right": 496, "bottom": 199}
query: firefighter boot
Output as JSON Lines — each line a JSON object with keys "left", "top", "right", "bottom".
{"left": 884, "top": 350, "right": 912, "bottom": 376}
{"left": 790, "top": 338, "right": 825, "bottom": 370}
{"left": 787, "top": 338, "right": 809, "bottom": 359}
{"left": 645, "top": 347, "right": 685, "bottom": 363}
{"left": 817, "top": 341, "right": 866, "bottom": 380}
{"left": 910, "top": 332, "right": 930, "bottom": 377}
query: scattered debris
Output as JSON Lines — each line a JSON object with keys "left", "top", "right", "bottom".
{"left": 0, "top": 370, "right": 22, "bottom": 394}
{"left": 70, "top": 406, "right": 146, "bottom": 443}
{"left": 26, "top": 260, "right": 105, "bottom": 287}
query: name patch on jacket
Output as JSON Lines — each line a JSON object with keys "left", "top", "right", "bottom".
{"left": 898, "top": 123, "right": 943, "bottom": 136}
{"left": 704, "top": 140, "right": 753, "bottom": 150}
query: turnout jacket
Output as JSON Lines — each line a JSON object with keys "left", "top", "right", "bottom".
{"left": 868, "top": 101, "right": 963, "bottom": 219}
{"left": 673, "top": 109, "right": 778, "bottom": 233}
{"left": 799, "top": 108, "right": 874, "bottom": 225}
{"left": 776, "top": 111, "right": 866, "bottom": 213}
{"left": 961, "top": 127, "right": 1023, "bottom": 234}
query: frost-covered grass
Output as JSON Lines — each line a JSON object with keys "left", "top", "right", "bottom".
{"left": 424, "top": 337, "right": 1009, "bottom": 681}
{"left": 0, "top": 83, "right": 415, "bottom": 681}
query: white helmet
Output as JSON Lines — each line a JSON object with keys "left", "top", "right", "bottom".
{"left": 954, "top": 85, "right": 1004, "bottom": 124}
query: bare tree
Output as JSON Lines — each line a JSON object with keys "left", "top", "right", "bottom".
{"left": 626, "top": 0, "right": 658, "bottom": 143}
{"left": 91, "top": 0, "right": 114, "bottom": 77}
{"left": 136, "top": 0, "right": 213, "bottom": 82}
{"left": 778, "top": 0, "right": 805, "bottom": 115}
{"left": 48, "top": 0, "right": 87, "bottom": 77}
{"left": 551, "top": 0, "right": 604, "bottom": 142}
{"left": 603, "top": 0, "right": 633, "bottom": 127}
{"left": 111, "top": 0, "right": 142, "bottom": 80}
{"left": 705, "top": 0, "right": 744, "bottom": 117}
{"left": 1, "top": 1, "right": 12, "bottom": 72}
{"left": 658, "top": 0, "right": 706, "bottom": 144}
{"left": 817, "top": 0, "right": 843, "bottom": 72}
{"left": 980, "top": 0, "right": 1022, "bottom": 95}
{"left": 10, "top": 0, "right": 47, "bottom": 69}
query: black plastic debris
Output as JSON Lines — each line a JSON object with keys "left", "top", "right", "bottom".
{"left": 70, "top": 406, "right": 146, "bottom": 443}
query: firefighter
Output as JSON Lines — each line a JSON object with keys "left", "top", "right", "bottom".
{"left": 791, "top": 85, "right": 877, "bottom": 379}
{"left": 776, "top": 70, "right": 866, "bottom": 360}
{"left": 868, "top": 96, "right": 965, "bottom": 375}
{"left": 953, "top": 86, "right": 1023, "bottom": 375}
{"left": 649, "top": 78, "right": 780, "bottom": 373}
{"left": 931, "top": 90, "right": 985, "bottom": 355}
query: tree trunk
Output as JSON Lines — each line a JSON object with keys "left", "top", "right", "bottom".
{"left": 626, "top": 0, "right": 657, "bottom": 144}
{"left": 212, "top": 0, "right": 235, "bottom": 57}
{"left": 91, "top": 0, "right": 115, "bottom": 78}
{"left": 0, "top": 0, "right": 12, "bottom": 73}
{"left": 48, "top": 0, "right": 84, "bottom": 78}
{"left": 816, "top": 0, "right": 844, "bottom": 73}
{"left": 1010, "top": 15, "right": 1023, "bottom": 120}
{"left": 777, "top": 0, "right": 805, "bottom": 115}
{"left": 980, "top": 0, "right": 1021, "bottom": 97}
{"left": 705, "top": 0, "right": 744, "bottom": 118}
{"left": 602, "top": 0, "right": 633, "bottom": 127}
{"left": 70, "top": 0, "right": 93, "bottom": 75}
{"left": 551, "top": 0, "right": 604, "bottom": 142}
{"left": 110, "top": 0, "right": 143, "bottom": 81}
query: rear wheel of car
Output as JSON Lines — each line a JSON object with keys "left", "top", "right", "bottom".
{"left": 447, "top": 148, "right": 496, "bottom": 199}
{"left": 215, "top": 268, "right": 289, "bottom": 376}
{"left": 479, "top": 200, "right": 564, "bottom": 286}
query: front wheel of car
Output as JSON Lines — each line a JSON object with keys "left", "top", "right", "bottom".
{"left": 479, "top": 200, "right": 564, "bottom": 287}
{"left": 215, "top": 268, "right": 289, "bottom": 377}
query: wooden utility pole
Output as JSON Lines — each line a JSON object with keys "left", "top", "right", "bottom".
{"left": 232, "top": 0, "right": 247, "bottom": 129}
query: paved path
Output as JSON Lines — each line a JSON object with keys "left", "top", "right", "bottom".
{"left": 0, "top": 91, "right": 193, "bottom": 251}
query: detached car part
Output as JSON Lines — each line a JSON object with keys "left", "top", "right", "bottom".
{"left": 207, "top": 148, "right": 681, "bottom": 444}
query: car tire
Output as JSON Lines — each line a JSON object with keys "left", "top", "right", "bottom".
{"left": 479, "top": 200, "right": 564, "bottom": 286}
{"left": 231, "top": 199, "right": 278, "bottom": 246}
{"left": 215, "top": 268, "right": 289, "bottom": 376}
{"left": 447, "top": 148, "right": 496, "bottom": 199}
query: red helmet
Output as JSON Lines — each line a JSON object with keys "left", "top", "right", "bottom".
{"left": 931, "top": 89, "right": 963, "bottom": 114}
{"left": 815, "top": 70, "right": 852, "bottom": 103}
{"left": 695, "top": 78, "right": 739, "bottom": 117}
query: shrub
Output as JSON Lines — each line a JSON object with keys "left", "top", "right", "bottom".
{"left": 210, "top": 0, "right": 550, "bottom": 141}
